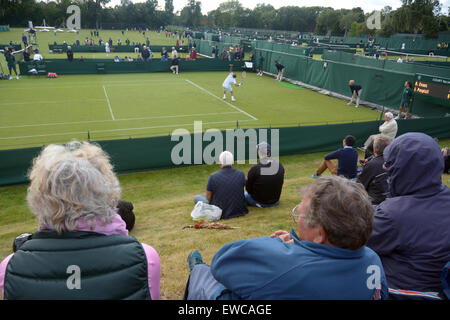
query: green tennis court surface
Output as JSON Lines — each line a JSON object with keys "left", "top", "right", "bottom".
{"left": 0, "top": 71, "right": 381, "bottom": 150}
{"left": 279, "top": 82, "right": 305, "bottom": 90}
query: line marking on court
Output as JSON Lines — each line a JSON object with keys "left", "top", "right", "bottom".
{"left": 102, "top": 85, "right": 115, "bottom": 120}
{"left": 0, "top": 79, "right": 185, "bottom": 90}
{"left": 0, "top": 119, "right": 254, "bottom": 140}
{"left": 184, "top": 79, "right": 258, "bottom": 121}
{"left": 0, "top": 99, "right": 105, "bottom": 106}
{"left": 0, "top": 112, "right": 242, "bottom": 129}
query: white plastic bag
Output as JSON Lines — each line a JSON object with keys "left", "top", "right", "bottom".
{"left": 190, "top": 201, "right": 222, "bottom": 222}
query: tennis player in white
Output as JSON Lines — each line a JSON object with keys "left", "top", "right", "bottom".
{"left": 222, "top": 66, "right": 242, "bottom": 102}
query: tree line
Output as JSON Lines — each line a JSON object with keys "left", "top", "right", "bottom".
{"left": 0, "top": 0, "right": 448, "bottom": 38}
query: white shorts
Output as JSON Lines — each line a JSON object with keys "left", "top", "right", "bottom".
{"left": 223, "top": 85, "right": 232, "bottom": 92}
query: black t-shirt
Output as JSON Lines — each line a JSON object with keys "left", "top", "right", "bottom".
{"left": 246, "top": 159, "right": 285, "bottom": 205}
{"left": 350, "top": 84, "right": 362, "bottom": 94}
{"left": 357, "top": 155, "right": 388, "bottom": 204}
{"left": 275, "top": 62, "right": 284, "bottom": 71}
{"left": 171, "top": 57, "right": 180, "bottom": 65}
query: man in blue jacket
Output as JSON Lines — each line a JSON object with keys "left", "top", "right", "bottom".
{"left": 312, "top": 135, "right": 358, "bottom": 179}
{"left": 184, "top": 176, "right": 388, "bottom": 300}
{"left": 366, "top": 132, "right": 450, "bottom": 297}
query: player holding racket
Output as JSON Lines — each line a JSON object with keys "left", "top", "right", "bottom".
{"left": 222, "top": 65, "right": 242, "bottom": 102}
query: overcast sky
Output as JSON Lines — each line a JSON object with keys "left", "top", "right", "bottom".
{"left": 107, "top": 0, "right": 450, "bottom": 15}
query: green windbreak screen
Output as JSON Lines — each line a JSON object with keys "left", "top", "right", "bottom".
{"left": 1, "top": 118, "right": 449, "bottom": 187}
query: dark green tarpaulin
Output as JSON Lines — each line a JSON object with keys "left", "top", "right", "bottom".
{"left": 1, "top": 118, "right": 449, "bottom": 187}
{"left": 19, "top": 59, "right": 243, "bottom": 75}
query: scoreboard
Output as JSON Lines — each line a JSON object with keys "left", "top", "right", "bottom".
{"left": 414, "top": 74, "right": 450, "bottom": 100}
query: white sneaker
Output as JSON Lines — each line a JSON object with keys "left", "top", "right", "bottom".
{"left": 16, "top": 75, "right": 19, "bottom": 80}
{"left": 9, "top": 76, "right": 12, "bottom": 80}
{"left": 231, "top": 97, "right": 236, "bottom": 102}
{"left": 347, "top": 102, "right": 352, "bottom": 105}
{"left": 223, "top": 96, "right": 226, "bottom": 100}
{"left": 355, "top": 104, "right": 359, "bottom": 108}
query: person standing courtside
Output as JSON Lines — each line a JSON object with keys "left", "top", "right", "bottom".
{"left": 67, "top": 46, "right": 74, "bottom": 62}
{"left": 395, "top": 81, "right": 414, "bottom": 119}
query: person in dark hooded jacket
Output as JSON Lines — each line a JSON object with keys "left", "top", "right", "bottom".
{"left": 366, "top": 132, "right": 450, "bottom": 297}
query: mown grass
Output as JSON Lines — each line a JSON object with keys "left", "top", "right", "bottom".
{"left": 1, "top": 28, "right": 191, "bottom": 70}
{"left": 0, "top": 143, "right": 449, "bottom": 299}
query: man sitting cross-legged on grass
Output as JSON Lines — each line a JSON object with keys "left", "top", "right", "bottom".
{"left": 194, "top": 151, "right": 248, "bottom": 219}
{"left": 312, "top": 135, "right": 358, "bottom": 180}
{"left": 184, "top": 176, "right": 388, "bottom": 300}
{"left": 245, "top": 142, "right": 285, "bottom": 208}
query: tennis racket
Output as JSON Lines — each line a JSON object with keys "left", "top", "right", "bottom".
{"left": 240, "top": 71, "right": 246, "bottom": 86}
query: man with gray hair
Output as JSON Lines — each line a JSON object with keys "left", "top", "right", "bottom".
{"left": 194, "top": 151, "right": 248, "bottom": 219}
{"left": 357, "top": 136, "right": 391, "bottom": 204}
{"left": 362, "top": 112, "right": 397, "bottom": 151}
{"left": 245, "top": 142, "right": 285, "bottom": 208}
{"left": 185, "top": 176, "right": 388, "bottom": 300}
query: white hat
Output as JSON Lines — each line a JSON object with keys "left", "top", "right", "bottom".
{"left": 219, "top": 151, "right": 234, "bottom": 166}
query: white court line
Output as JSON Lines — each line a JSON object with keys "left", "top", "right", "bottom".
{"left": 0, "top": 119, "right": 254, "bottom": 140}
{"left": 184, "top": 79, "right": 258, "bottom": 121}
{"left": 0, "top": 79, "right": 184, "bottom": 90}
{"left": 103, "top": 85, "right": 115, "bottom": 120}
{"left": 0, "top": 112, "right": 241, "bottom": 129}
{"left": 0, "top": 98, "right": 105, "bottom": 106}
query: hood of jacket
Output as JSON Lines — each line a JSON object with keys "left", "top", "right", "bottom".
{"left": 383, "top": 132, "right": 444, "bottom": 197}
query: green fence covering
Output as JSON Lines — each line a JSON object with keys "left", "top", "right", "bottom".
{"left": 1, "top": 118, "right": 449, "bottom": 187}
{"left": 253, "top": 49, "right": 449, "bottom": 117}
{"left": 19, "top": 58, "right": 243, "bottom": 75}
{"left": 322, "top": 51, "right": 450, "bottom": 78}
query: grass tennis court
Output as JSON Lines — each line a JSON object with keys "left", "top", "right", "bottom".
{"left": 0, "top": 71, "right": 381, "bottom": 149}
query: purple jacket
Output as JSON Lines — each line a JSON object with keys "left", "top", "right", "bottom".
{"left": 367, "top": 132, "right": 450, "bottom": 292}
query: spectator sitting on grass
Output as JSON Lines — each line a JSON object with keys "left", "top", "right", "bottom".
{"left": 184, "top": 176, "right": 388, "bottom": 300}
{"left": 0, "top": 141, "right": 160, "bottom": 300}
{"left": 245, "top": 142, "right": 285, "bottom": 208}
{"left": 356, "top": 136, "right": 391, "bottom": 205}
{"left": 366, "top": 132, "right": 450, "bottom": 298}
{"left": 443, "top": 147, "right": 450, "bottom": 174}
{"left": 312, "top": 135, "right": 358, "bottom": 180}
{"left": 194, "top": 151, "right": 248, "bottom": 220}
{"left": 362, "top": 112, "right": 397, "bottom": 153}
